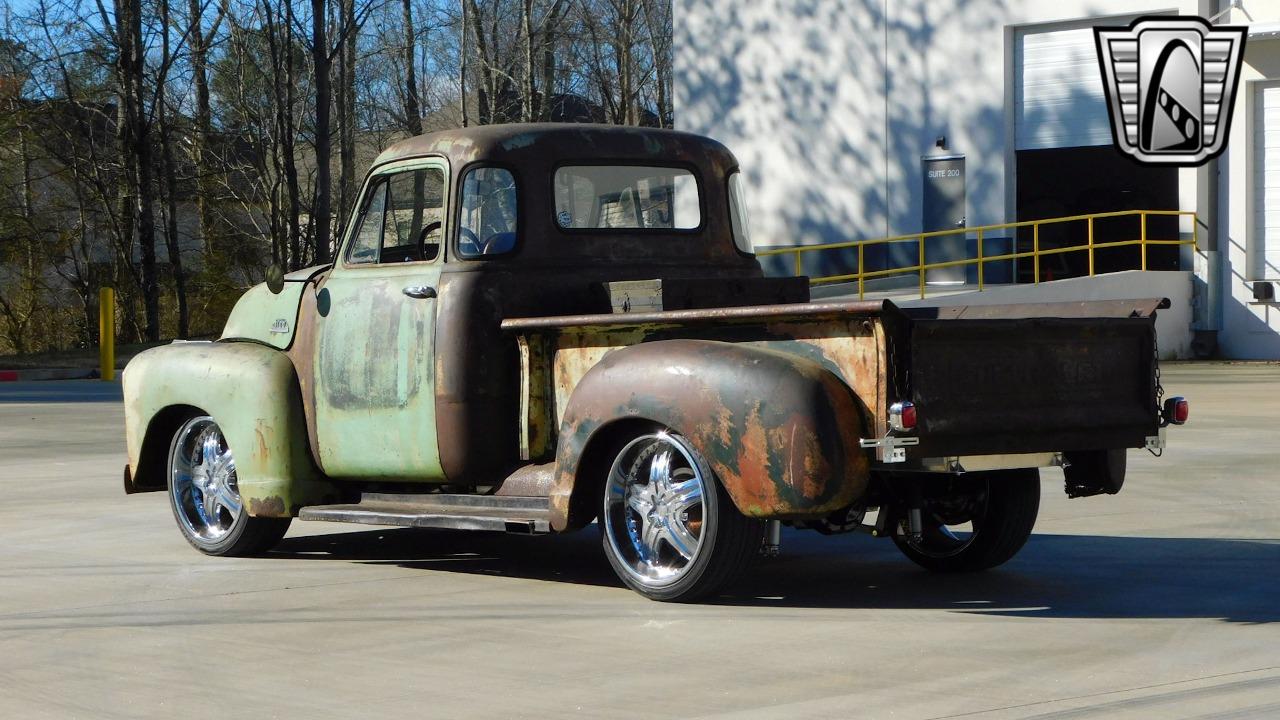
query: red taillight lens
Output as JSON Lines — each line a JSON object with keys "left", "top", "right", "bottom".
{"left": 901, "top": 403, "right": 917, "bottom": 430}
{"left": 890, "top": 401, "right": 916, "bottom": 431}
{"left": 1163, "top": 396, "right": 1189, "bottom": 425}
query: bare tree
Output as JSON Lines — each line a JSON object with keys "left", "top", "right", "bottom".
{"left": 0, "top": 0, "right": 674, "bottom": 355}
{"left": 187, "top": 0, "right": 227, "bottom": 253}
{"left": 640, "top": 0, "right": 669, "bottom": 126}
{"left": 401, "top": 0, "right": 423, "bottom": 134}
{"left": 107, "top": 0, "right": 163, "bottom": 339}
{"left": 309, "top": 0, "right": 332, "bottom": 264}
{"left": 336, "top": 0, "right": 357, "bottom": 223}
{"left": 158, "top": 0, "right": 190, "bottom": 337}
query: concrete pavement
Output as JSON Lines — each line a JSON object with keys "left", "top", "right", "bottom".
{"left": 1, "top": 367, "right": 1279, "bottom": 719}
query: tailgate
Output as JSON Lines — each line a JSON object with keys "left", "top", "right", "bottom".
{"left": 908, "top": 300, "right": 1163, "bottom": 457}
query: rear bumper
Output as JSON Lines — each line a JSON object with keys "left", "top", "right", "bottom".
{"left": 900, "top": 451, "right": 1066, "bottom": 473}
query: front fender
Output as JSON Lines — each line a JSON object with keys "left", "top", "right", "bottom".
{"left": 550, "top": 339, "right": 869, "bottom": 531}
{"left": 122, "top": 341, "right": 338, "bottom": 516}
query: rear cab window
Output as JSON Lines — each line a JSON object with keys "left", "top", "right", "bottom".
{"left": 553, "top": 166, "right": 701, "bottom": 231}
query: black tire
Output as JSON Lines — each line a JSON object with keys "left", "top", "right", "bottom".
{"left": 167, "top": 413, "right": 291, "bottom": 557}
{"left": 599, "top": 429, "right": 764, "bottom": 602}
{"left": 894, "top": 469, "right": 1040, "bottom": 572}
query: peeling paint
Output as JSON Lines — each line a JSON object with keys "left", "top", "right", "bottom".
{"left": 248, "top": 495, "right": 288, "bottom": 517}
{"left": 542, "top": 338, "right": 873, "bottom": 531}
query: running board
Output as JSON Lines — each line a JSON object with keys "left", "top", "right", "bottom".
{"left": 297, "top": 492, "right": 552, "bottom": 534}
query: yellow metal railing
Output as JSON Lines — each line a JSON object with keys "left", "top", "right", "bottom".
{"left": 757, "top": 210, "right": 1199, "bottom": 300}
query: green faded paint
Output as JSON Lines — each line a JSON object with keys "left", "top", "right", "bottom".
{"left": 309, "top": 156, "right": 447, "bottom": 481}
{"left": 122, "top": 341, "right": 337, "bottom": 516}
{"left": 221, "top": 282, "right": 306, "bottom": 350}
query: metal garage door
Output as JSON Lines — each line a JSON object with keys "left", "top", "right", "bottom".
{"left": 1015, "top": 25, "right": 1115, "bottom": 150}
{"left": 1256, "top": 83, "right": 1280, "bottom": 280}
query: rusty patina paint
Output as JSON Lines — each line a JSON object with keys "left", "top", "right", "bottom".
{"left": 500, "top": 300, "right": 889, "bottom": 333}
{"left": 546, "top": 339, "right": 870, "bottom": 531}
{"left": 501, "top": 302, "right": 893, "bottom": 531}
{"left": 248, "top": 495, "right": 288, "bottom": 517}
{"left": 757, "top": 318, "right": 888, "bottom": 437}
{"left": 284, "top": 270, "right": 329, "bottom": 471}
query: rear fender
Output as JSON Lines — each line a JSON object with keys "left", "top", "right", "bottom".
{"left": 549, "top": 339, "right": 869, "bottom": 531}
{"left": 122, "top": 341, "right": 339, "bottom": 516}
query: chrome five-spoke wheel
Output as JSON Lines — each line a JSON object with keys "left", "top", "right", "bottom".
{"left": 601, "top": 429, "right": 762, "bottom": 602}
{"left": 171, "top": 416, "right": 242, "bottom": 541}
{"left": 166, "top": 413, "right": 291, "bottom": 556}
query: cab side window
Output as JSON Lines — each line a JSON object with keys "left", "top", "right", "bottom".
{"left": 457, "top": 167, "right": 518, "bottom": 258}
{"left": 344, "top": 166, "right": 446, "bottom": 265}
{"left": 346, "top": 177, "right": 387, "bottom": 265}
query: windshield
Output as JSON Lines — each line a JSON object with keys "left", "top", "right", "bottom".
{"left": 553, "top": 165, "right": 700, "bottom": 230}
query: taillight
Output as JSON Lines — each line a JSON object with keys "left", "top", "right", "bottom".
{"left": 889, "top": 401, "right": 917, "bottom": 432}
{"left": 1163, "top": 396, "right": 1189, "bottom": 425}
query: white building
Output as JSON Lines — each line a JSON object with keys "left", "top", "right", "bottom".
{"left": 675, "top": 0, "right": 1280, "bottom": 359}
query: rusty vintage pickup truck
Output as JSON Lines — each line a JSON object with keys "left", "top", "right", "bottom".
{"left": 122, "top": 124, "right": 1188, "bottom": 601}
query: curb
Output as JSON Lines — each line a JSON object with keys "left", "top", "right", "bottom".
{"left": 0, "top": 368, "right": 98, "bottom": 382}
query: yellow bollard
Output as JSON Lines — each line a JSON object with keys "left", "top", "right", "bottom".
{"left": 99, "top": 287, "right": 114, "bottom": 382}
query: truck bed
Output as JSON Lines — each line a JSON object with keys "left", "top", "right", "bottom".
{"left": 501, "top": 297, "right": 1165, "bottom": 468}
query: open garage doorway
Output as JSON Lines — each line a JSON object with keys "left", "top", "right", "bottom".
{"left": 1015, "top": 146, "right": 1179, "bottom": 282}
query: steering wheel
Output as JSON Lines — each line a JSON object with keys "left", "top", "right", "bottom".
{"left": 481, "top": 231, "right": 517, "bottom": 255}
{"left": 418, "top": 221, "right": 442, "bottom": 244}
{"left": 458, "top": 226, "right": 483, "bottom": 257}
{"left": 418, "top": 221, "right": 443, "bottom": 260}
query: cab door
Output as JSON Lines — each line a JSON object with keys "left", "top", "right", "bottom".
{"left": 312, "top": 158, "right": 449, "bottom": 481}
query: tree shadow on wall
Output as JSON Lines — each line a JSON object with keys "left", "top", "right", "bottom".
{"left": 676, "top": 0, "right": 1122, "bottom": 281}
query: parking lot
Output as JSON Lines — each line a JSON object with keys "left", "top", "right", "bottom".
{"left": 1, "top": 363, "right": 1278, "bottom": 719}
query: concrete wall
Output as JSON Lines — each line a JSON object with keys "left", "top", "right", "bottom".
{"left": 675, "top": 0, "right": 1198, "bottom": 248}
{"left": 675, "top": 0, "right": 1280, "bottom": 358}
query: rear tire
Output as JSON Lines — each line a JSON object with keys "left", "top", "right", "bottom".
{"left": 894, "top": 469, "right": 1040, "bottom": 572}
{"left": 600, "top": 429, "right": 764, "bottom": 602}
{"left": 167, "top": 414, "right": 291, "bottom": 556}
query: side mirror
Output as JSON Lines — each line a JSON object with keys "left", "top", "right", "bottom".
{"left": 265, "top": 263, "right": 286, "bottom": 295}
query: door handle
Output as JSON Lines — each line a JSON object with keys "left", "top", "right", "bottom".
{"left": 402, "top": 285, "right": 437, "bottom": 299}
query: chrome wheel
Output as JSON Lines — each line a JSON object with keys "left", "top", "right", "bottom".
{"left": 169, "top": 416, "right": 243, "bottom": 542}
{"left": 603, "top": 432, "right": 708, "bottom": 588}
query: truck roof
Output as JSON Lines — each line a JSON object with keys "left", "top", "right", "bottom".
{"left": 367, "top": 123, "right": 752, "bottom": 267}
{"left": 371, "top": 123, "right": 739, "bottom": 174}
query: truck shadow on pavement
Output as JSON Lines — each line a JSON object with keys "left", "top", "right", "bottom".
{"left": 271, "top": 527, "right": 1280, "bottom": 622}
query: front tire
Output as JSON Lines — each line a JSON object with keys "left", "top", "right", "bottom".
{"left": 893, "top": 469, "right": 1040, "bottom": 572}
{"left": 167, "top": 414, "right": 291, "bottom": 556}
{"left": 600, "top": 429, "right": 763, "bottom": 602}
